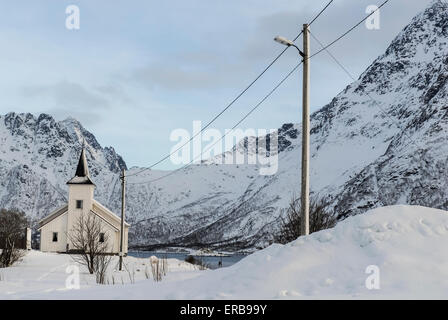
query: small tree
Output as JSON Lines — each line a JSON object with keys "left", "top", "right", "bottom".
{"left": 0, "top": 209, "right": 28, "bottom": 268}
{"left": 95, "top": 253, "right": 112, "bottom": 285}
{"left": 67, "top": 213, "right": 110, "bottom": 275}
{"left": 275, "top": 196, "right": 337, "bottom": 244}
{"left": 149, "top": 256, "right": 165, "bottom": 282}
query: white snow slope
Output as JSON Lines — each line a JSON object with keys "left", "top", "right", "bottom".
{"left": 1, "top": 1, "right": 448, "bottom": 250}
{"left": 1, "top": 205, "right": 448, "bottom": 299}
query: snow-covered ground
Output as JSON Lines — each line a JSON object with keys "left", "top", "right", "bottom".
{"left": 1, "top": 205, "right": 448, "bottom": 299}
{"left": 0, "top": 252, "right": 200, "bottom": 299}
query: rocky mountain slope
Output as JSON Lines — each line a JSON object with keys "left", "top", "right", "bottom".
{"left": 0, "top": 1, "right": 447, "bottom": 250}
{"left": 0, "top": 113, "right": 126, "bottom": 218}
{"left": 323, "top": 0, "right": 448, "bottom": 216}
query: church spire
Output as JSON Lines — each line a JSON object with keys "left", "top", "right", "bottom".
{"left": 67, "top": 147, "right": 95, "bottom": 185}
{"left": 75, "top": 148, "right": 89, "bottom": 177}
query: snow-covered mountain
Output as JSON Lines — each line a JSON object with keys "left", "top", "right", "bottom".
{"left": 0, "top": 1, "right": 447, "bottom": 250}
{"left": 323, "top": 0, "right": 448, "bottom": 216}
{"left": 0, "top": 113, "right": 126, "bottom": 219}
{"left": 128, "top": 0, "right": 448, "bottom": 247}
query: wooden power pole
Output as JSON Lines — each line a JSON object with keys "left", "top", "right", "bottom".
{"left": 301, "top": 23, "right": 310, "bottom": 236}
{"left": 119, "top": 169, "right": 126, "bottom": 271}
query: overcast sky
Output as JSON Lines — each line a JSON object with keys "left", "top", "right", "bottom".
{"left": 0, "top": 0, "right": 430, "bottom": 170}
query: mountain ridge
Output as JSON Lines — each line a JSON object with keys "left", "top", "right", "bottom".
{"left": 0, "top": 1, "right": 447, "bottom": 250}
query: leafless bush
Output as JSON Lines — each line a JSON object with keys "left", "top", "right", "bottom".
{"left": 185, "top": 255, "right": 196, "bottom": 264}
{"left": 151, "top": 257, "right": 162, "bottom": 282}
{"left": 67, "top": 213, "right": 110, "bottom": 275}
{"left": 123, "top": 260, "right": 136, "bottom": 284}
{"left": 144, "top": 265, "right": 151, "bottom": 279}
{"left": 161, "top": 254, "right": 168, "bottom": 276}
{"left": 274, "top": 196, "right": 337, "bottom": 244}
{"left": 0, "top": 209, "right": 28, "bottom": 268}
{"left": 149, "top": 256, "right": 167, "bottom": 282}
{"left": 95, "top": 253, "right": 112, "bottom": 285}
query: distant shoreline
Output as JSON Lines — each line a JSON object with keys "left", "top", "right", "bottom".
{"left": 129, "top": 244, "right": 256, "bottom": 255}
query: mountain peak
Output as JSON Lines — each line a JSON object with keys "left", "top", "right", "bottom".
{"left": 351, "top": 0, "right": 448, "bottom": 97}
{"left": 383, "top": 0, "right": 448, "bottom": 60}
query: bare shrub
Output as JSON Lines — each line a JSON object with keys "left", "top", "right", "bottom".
{"left": 67, "top": 213, "right": 110, "bottom": 275}
{"left": 95, "top": 253, "right": 112, "bottom": 285}
{"left": 123, "top": 260, "right": 136, "bottom": 284}
{"left": 275, "top": 196, "right": 337, "bottom": 244}
{"left": 0, "top": 209, "right": 28, "bottom": 268}
{"left": 150, "top": 256, "right": 162, "bottom": 282}
{"left": 149, "top": 256, "right": 168, "bottom": 282}
{"left": 185, "top": 255, "right": 196, "bottom": 264}
{"left": 144, "top": 265, "right": 151, "bottom": 280}
{"left": 161, "top": 253, "right": 168, "bottom": 276}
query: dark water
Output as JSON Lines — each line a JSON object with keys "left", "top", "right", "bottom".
{"left": 128, "top": 251, "right": 247, "bottom": 269}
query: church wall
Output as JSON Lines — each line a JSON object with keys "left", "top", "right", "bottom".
{"left": 66, "top": 184, "right": 95, "bottom": 251}
{"left": 40, "top": 212, "right": 68, "bottom": 252}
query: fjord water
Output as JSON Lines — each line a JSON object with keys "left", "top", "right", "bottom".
{"left": 128, "top": 251, "right": 247, "bottom": 269}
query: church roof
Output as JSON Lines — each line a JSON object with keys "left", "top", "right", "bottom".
{"left": 37, "top": 204, "right": 68, "bottom": 230}
{"left": 67, "top": 148, "right": 95, "bottom": 185}
{"left": 37, "top": 200, "right": 130, "bottom": 230}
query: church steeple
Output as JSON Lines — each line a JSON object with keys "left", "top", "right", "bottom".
{"left": 67, "top": 148, "right": 95, "bottom": 185}
{"left": 75, "top": 148, "right": 89, "bottom": 177}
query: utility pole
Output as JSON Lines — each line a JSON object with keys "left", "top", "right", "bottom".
{"left": 119, "top": 169, "right": 126, "bottom": 271}
{"left": 301, "top": 24, "right": 310, "bottom": 236}
{"left": 274, "top": 27, "right": 310, "bottom": 236}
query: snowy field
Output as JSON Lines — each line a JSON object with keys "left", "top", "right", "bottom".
{"left": 1, "top": 205, "right": 448, "bottom": 299}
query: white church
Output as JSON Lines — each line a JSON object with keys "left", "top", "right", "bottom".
{"left": 38, "top": 149, "right": 130, "bottom": 254}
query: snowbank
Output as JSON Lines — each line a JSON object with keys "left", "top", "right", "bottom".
{"left": 1, "top": 205, "right": 448, "bottom": 299}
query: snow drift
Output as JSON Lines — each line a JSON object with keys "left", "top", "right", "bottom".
{"left": 7, "top": 205, "right": 448, "bottom": 299}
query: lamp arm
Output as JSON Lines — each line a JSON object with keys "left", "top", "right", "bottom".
{"left": 290, "top": 44, "right": 305, "bottom": 58}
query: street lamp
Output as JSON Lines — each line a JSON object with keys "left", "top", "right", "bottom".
{"left": 274, "top": 25, "right": 310, "bottom": 236}
{"left": 274, "top": 36, "right": 305, "bottom": 57}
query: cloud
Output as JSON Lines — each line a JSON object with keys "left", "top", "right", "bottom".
{"left": 131, "top": 64, "right": 221, "bottom": 91}
{"left": 20, "top": 80, "right": 133, "bottom": 125}
{"left": 128, "top": 52, "right": 258, "bottom": 92}
{"left": 94, "top": 83, "right": 132, "bottom": 105}
{"left": 126, "top": 0, "right": 428, "bottom": 96}
{"left": 241, "top": 0, "right": 428, "bottom": 66}
{"left": 0, "top": 0, "right": 433, "bottom": 169}
{"left": 22, "top": 81, "right": 110, "bottom": 109}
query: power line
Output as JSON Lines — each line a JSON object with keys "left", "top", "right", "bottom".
{"left": 309, "top": 0, "right": 389, "bottom": 59}
{"left": 309, "top": 29, "right": 422, "bottom": 150}
{"left": 128, "top": 0, "right": 390, "bottom": 185}
{"left": 308, "top": 0, "right": 334, "bottom": 26}
{"left": 126, "top": 0, "right": 334, "bottom": 178}
{"left": 128, "top": 62, "right": 302, "bottom": 185}
{"left": 309, "top": 29, "right": 427, "bottom": 196}
{"left": 126, "top": 47, "right": 288, "bottom": 178}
